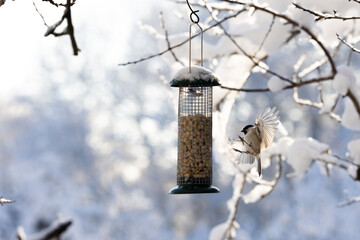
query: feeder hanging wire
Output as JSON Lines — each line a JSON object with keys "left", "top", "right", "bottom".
{"left": 186, "top": 0, "right": 203, "bottom": 73}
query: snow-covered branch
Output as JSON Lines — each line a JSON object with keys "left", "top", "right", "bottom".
{"left": 293, "top": 2, "right": 360, "bottom": 21}
{"left": 338, "top": 195, "right": 360, "bottom": 207}
{"left": 337, "top": 33, "right": 360, "bottom": 54}
{"left": 33, "top": 0, "right": 80, "bottom": 55}
{"left": 0, "top": 196, "right": 15, "bottom": 206}
{"left": 17, "top": 219, "right": 72, "bottom": 240}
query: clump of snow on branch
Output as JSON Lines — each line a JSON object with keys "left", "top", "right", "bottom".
{"left": 333, "top": 65, "right": 356, "bottom": 96}
{"left": 263, "top": 137, "right": 330, "bottom": 177}
{"left": 348, "top": 139, "right": 360, "bottom": 164}
{"left": 319, "top": 93, "right": 339, "bottom": 115}
{"left": 242, "top": 185, "right": 273, "bottom": 204}
{"left": 209, "top": 223, "right": 231, "bottom": 240}
{"left": 342, "top": 98, "right": 360, "bottom": 130}
{"left": 331, "top": 64, "right": 360, "bottom": 130}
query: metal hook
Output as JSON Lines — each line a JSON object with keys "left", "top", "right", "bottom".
{"left": 186, "top": 0, "right": 200, "bottom": 24}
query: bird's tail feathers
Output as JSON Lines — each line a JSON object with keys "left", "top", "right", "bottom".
{"left": 257, "top": 158, "right": 262, "bottom": 177}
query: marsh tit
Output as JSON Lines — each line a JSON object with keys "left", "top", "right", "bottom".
{"left": 231, "top": 107, "right": 279, "bottom": 177}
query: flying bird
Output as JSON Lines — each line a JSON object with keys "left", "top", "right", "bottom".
{"left": 231, "top": 107, "right": 279, "bottom": 177}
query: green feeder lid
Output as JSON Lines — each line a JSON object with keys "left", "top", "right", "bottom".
{"left": 169, "top": 66, "right": 220, "bottom": 87}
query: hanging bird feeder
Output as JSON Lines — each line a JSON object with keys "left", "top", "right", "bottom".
{"left": 169, "top": 2, "right": 220, "bottom": 194}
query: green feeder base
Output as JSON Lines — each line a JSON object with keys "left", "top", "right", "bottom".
{"left": 169, "top": 185, "right": 220, "bottom": 194}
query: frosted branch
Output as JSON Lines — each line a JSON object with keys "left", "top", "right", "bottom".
{"left": 34, "top": 0, "right": 80, "bottom": 55}
{"left": 221, "top": 173, "right": 245, "bottom": 240}
{"left": 17, "top": 219, "right": 72, "bottom": 240}
{"left": 337, "top": 33, "right": 360, "bottom": 54}
{"left": 338, "top": 196, "right": 360, "bottom": 207}
{"left": 0, "top": 196, "right": 15, "bottom": 206}
{"left": 159, "top": 12, "right": 185, "bottom": 66}
{"left": 119, "top": 7, "right": 247, "bottom": 66}
{"left": 346, "top": 90, "right": 360, "bottom": 118}
{"left": 293, "top": 2, "right": 360, "bottom": 21}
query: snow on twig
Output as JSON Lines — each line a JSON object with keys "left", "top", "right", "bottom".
{"left": 337, "top": 33, "right": 360, "bottom": 54}
{"left": 0, "top": 196, "right": 15, "bottom": 206}
{"left": 338, "top": 196, "right": 360, "bottom": 207}
{"left": 17, "top": 219, "right": 72, "bottom": 240}
{"left": 118, "top": 7, "right": 247, "bottom": 66}
{"left": 293, "top": 2, "right": 360, "bottom": 21}
{"left": 33, "top": 0, "right": 80, "bottom": 55}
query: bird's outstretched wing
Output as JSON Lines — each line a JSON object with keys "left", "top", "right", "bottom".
{"left": 255, "top": 107, "right": 279, "bottom": 149}
{"left": 230, "top": 137, "right": 256, "bottom": 164}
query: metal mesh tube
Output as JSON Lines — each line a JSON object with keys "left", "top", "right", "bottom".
{"left": 177, "top": 86, "right": 213, "bottom": 186}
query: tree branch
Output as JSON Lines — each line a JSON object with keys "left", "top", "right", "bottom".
{"left": 119, "top": 8, "right": 247, "bottom": 66}
{"left": 222, "top": 0, "right": 337, "bottom": 76}
{"left": 17, "top": 219, "right": 72, "bottom": 240}
{"left": 337, "top": 33, "right": 360, "bottom": 54}
{"left": 293, "top": 2, "right": 360, "bottom": 21}
{"left": 159, "top": 12, "right": 185, "bottom": 66}
{"left": 0, "top": 196, "right": 15, "bottom": 206}
{"left": 346, "top": 90, "right": 360, "bottom": 117}
{"left": 221, "top": 173, "right": 245, "bottom": 240}
{"left": 34, "top": 0, "right": 80, "bottom": 55}
{"left": 338, "top": 195, "right": 360, "bottom": 207}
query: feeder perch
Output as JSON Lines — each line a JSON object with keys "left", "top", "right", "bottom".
{"left": 169, "top": 66, "right": 220, "bottom": 194}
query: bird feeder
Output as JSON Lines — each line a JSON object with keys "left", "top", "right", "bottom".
{"left": 169, "top": 21, "right": 220, "bottom": 194}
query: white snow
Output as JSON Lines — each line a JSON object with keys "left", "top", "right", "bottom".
{"left": 286, "top": 138, "right": 329, "bottom": 177}
{"left": 348, "top": 139, "right": 360, "bottom": 164}
{"left": 262, "top": 137, "right": 294, "bottom": 160}
{"left": 209, "top": 223, "right": 229, "bottom": 240}
{"left": 347, "top": 165, "right": 359, "bottom": 179}
{"left": 242, "top": 185, "right": 273, "bottom": 204}
{"left": 342, "top": 98, "right": 360, "bottom": 131}
{"left": 319, "top": 93, "right": 338, "bottom": 115}
{"left": 171, "top": 65, "right": 219, "bottom": 83}
{"left": 333, "top": 65, "right": 356, "bottom": 96}
{"left": 268, "top": 76, "right": 289, "bottom": 92}
{"left": 263, "top": 137, "right": 330, "bottom": 177}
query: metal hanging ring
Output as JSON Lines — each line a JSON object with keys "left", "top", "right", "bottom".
{"left": 186, "top": 0, "right": 200, "bottom": 24}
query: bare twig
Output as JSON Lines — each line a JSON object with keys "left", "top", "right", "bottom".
{"left": 337, "top": 33, "right": 360, "bottom": 53}
{"left": 220, "top": 75, "right": 334, "bottom": 93}
{"left": 293, "top": 2, "right": 360, "bottom": 21}
{"left": 42, "top": 0, "right": 76, "bottom": 7}
{"left": 64, "top": 0, "right": 80, "bottom": 55}
{"left": 119, "top": 8, "right": 247, "bottom": 66}
{"left": 220, "top": 85, "right": 269, "bottom": 92}
{"left": 160, "top": 12, "right": 185, "bottom": 66}
{"left": 253, "top": 15, "right": 276, "bottom": 56}
{"left": 34, "top": 0, "right": 80, "bottom": 55}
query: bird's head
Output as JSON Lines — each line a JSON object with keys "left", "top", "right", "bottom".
{"left": 241, "top": 125, "right": 254, "bottom": 135}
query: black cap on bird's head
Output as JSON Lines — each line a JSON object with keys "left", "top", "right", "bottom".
{"left": 241, "top": 125, "right": 254, "bottom": 134}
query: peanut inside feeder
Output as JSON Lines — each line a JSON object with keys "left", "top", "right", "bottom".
{"left": 169, "top": 66, "right": 220, "bottom": 194}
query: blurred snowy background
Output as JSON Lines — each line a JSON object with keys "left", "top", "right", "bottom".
{"left": 0, "top": 0, "right": 360, "bottom": 239}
